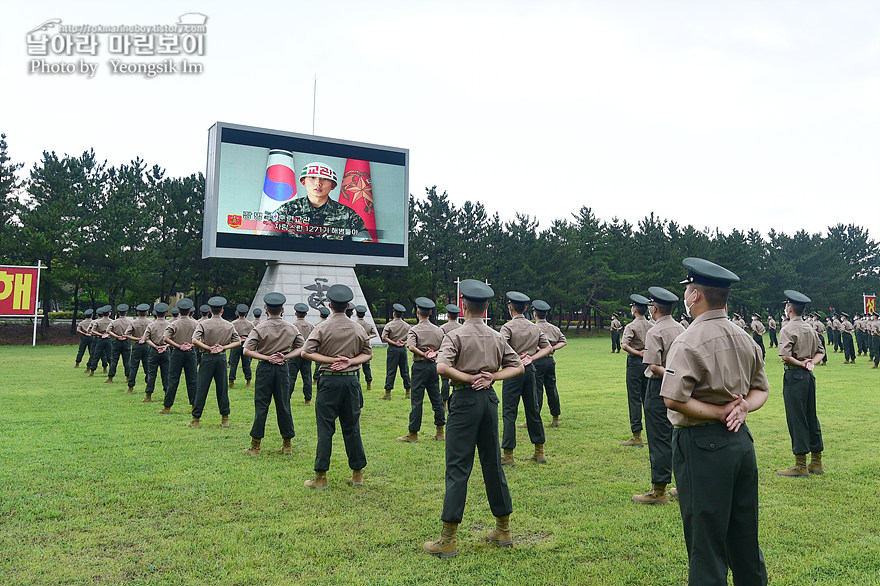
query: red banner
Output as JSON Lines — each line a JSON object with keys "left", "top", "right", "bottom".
{"left": 338, "top": 159, "right": 378, "bottom": 242}
{"left": 865, "top": 295, "right": 876, "bottom": 315}
{"left": 0, "top": 266, "right": 39, "bottom": 316}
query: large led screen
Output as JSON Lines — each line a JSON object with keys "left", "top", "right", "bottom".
{"left": 203, "top": 122, "right": 409, "bottom": 266}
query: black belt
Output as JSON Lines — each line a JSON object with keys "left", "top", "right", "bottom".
{"left": 783, "top": 363, "right": 807, "bottom": 370}
{"left": 320, "top": 371, "right": 359, "bottom": 376}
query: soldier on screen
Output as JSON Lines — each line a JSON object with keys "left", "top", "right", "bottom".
{"left": 273, "top": 162, "right": 369, "bottom": 241}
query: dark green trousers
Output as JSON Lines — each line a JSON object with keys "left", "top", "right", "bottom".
{"left": 872, "top": 335, "right": 879, "bottom": 365}
{"left": 768, "top": 329, "right": 777, "bottom": 347}
{"left": 611, "top": 330, "right": 621, "bottom": 352}
{"left": 441, "top": 387, "right": 512, "bottom": 524}
{"left": 673, "top": 422, "right": 767, "bottom": 586}
{"left": 384, "top": 345, "right": 410, "bottom": 391}
{"left": 76, "top": 334, "right": 91, "bottom": 363}
{"left": 250, "top": 361, "right": 294, "bottom": 439}
{"left": 192, "top": 353, "right": 230, "bottom": 419}
{"left": 127, "top": 342, "right": 149, "bottom": 387}
{"left": 533, "top": 355, "right": 560, "bottom": 417}
{"left": 501, "top": 364, "right": 545, "bottom": 450}
{"left": 166, "top": 348, "right": 197, "bottom": 408}
{"left": 782, "top": 368, "right": 823, "bottom": 455}
{"left": 644, "top": 377, "right": 672, "bottom": 483}
{"left": 752, "top": 333, "right": 765, "bottom": 359}
{"left": 145, "top": 347, "right": 169, "bottom": 394}
{"left": 108, "top": 338, "right": 131, "bottom": 379}
{"left": 408, "top": 361, "right": 445, "bottom": 432}
{"left": 287, "top": 355, "right": 313, "bottom": 401}
{"left": 87, "top": 337, "right": 110, "bottom": 371}
{"left": 314, "top": 373, "right": 366, "bottom": 472}
{"left": 625, "top": 354, "right": 648, "bottom": 433}
{"left": 842, "top": 332, "right": 855, "bottom": 361}
{"left": 362, "top": 359, "right": 372, "bottom": 383}
{"left": 228, "top": 346, "right": 252, "bottom": 382}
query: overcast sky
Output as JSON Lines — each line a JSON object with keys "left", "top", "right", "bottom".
{"left": 4, "top": 0, "right": 878, "bottom": 241}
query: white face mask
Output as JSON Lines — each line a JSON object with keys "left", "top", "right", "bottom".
{"left": 684, "top": 290, "right": 698, "bottom": 318}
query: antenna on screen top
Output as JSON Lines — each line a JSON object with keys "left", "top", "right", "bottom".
{"left": 312, "top": 76, "right": 317, "bottom": 135}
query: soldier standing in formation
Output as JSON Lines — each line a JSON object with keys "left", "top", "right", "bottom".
{"left": 620, "top": 294, "right": 652, "bottom": 447}
{"left": 750, "top": 313, "right": 766, "bottom": 359}
{"left": 124, "top": 304, "right": 152, "bottom": 394}
{"left": 830, "top": 313, "right": 841, "bottom": 353}
{"left": 810, "top": 313, "right": 828, "bottom": 366}
{"left": 301, "top": 284, "right": 372, "bottom": 490}
{"left": 776, "top": 290, "right": 826, "bottom": 478}
{"left": 85, "top": 306, "right": 112, "bottom": 376}
{"left": 610, "top": 313, "right": 622, "bottom": 353}
{"left": 288, "top": 303, "right": 315, "bottom": 405}
{"left": 660, "top": 257, "right": 769, "bottom": 586}
{"left": 397, "top": 297, "right": 446, "bottom": 443}
{"left": 228, "top": 304, "right": 254, "bottom": 389}
{"left": 679, "top": 314, "right": 689, "bottom": 329}
{"left": 141, "top": 303, "right": 171, "bottom": 403}
{"left": 381, "top": 303, "right": 411, "bottom": 400}
{"left": 767, "top": 314, "right": 778, "bottom": 347}
{"left": 870, "top": 313, "right": 880, "bottom": 368}
{"left": 354, "top": 305, "right": 378, "bottom": 390}
{"left": 170, "top": 306, "right": 179, "bottom": 321}
{"left": 632, "top": 286, "right": 685, "bottom": 505}
{"left": 160, "top": 298, "right": 199, "bottom": 414}
{"left": 189, "top": 297, "right": 240, "bottom": 428}
{"left": 499, "top": 291, "right": 551, "bottom": 466}
{"left": 840, "top": 312, "right": 856, "bottom": 363}
{"left": 241, "top": 293, "right": 304, "bottom": 456}
{"left": 424, "top": 279, "right": 523, "bottom": 559}
{"left": 532, "top": 299, "right": 567, "bottom": 428}
{"left": 106, "top": 304, "right": 133, "bottom": 384}
{"left": 252, "top": 307, "right": 262, "bottom": 325}
{"left": 439, "top": 304, "right": 462, "bottom": 409}
{"left": 74, "top": 308, "right": 94, "bottom": 368}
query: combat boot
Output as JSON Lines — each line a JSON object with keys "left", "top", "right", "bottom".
{"left": 221, "top": 416, "right": 230, "bottom": 428}
{"left": 246, "top": 380, "right": 252, "bottom": 388}
{"left": 228, "top": 380, "right": 234, "bottom": 388}
{"left": 281, "top": 438, "right": 292, "bottom": 455}
{"left": 501, "top": 449, "right": 515, "bottom": 467}
{"left": 126, "top": 386, "right": 135, "bottom": 394}
{"left": 366, "top": 382, "right": 372, "bottom": 390}
{"left": 243, "top": 437, "right": 262, "bottom": 456}
{"left": 187, "top": 418, "right": 200, "bottom": 428}
{"left": 74, "top": 362, "right": 80, "bottom": 368}
{"left": 142, "top": 393, "right": 152, "bottom": 402}
{"left": 668, "top": 486, "right": 679, "bottom": 498}
{"left": 433, "top": 425, "right": 445, "bottom": 441}
{"left": 808, "top": 452, "right": 824, "bottom": 475}
{"left": 103, "top": 366, "right": 107, "bottom": 374}
{"left": 405, "top": 388, "right": 411, "bottom": 399}
{"left": 304, "top": 400, "right": 312, "bottom": 406}
{"left": 380, "top": 390, "right": 392, "bottom": 400}
{"left": 632, "top": 483, "right": 669, "bottom": 505}
{"left": 350, "top": 469, "right": 364, "bottom": 486}
{"left": 304, "top": 470, "right": 328, "bottom": 490}
{"left": 486, "top": 514, "right": 513, "bottom": 547}
{"left": 397, "top": 431, "right": 419, "bottom": 443}
{"left": 423, "top": 522, "right": 458, "bottom": 559}
{"left": 88, "top": 370, "right": 95, "bottom": 377}
{"left": 524, "top": 443, "right": 546, "bottom": 463}
{"left": 621, "top": 431, "right": 645, "bottom": 447}
{"left": 551, "top": 416, "right": 560, "bottom": 428}
{"left": 777, "top": 454, "right": 809, "bottom": 477}
{"left": 104, "top": 376, "right": 113, "bottom": 384}
{"left": 158, "top": 407, "right": 171, "bottom": 414}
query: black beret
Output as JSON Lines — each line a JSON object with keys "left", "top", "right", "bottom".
{"left": 445, "top": 304, "right": 461, "bottom": 314}
{"left": 415, "top": 297, "right": 436, "bottom": 310}
{"left": 533, "top": 300, "right": 551, "bottom": 311}
{"left": 263, "top": 292, "right": 286, "bottom": 307}
{"left": 327, "top": 284, "right": 354, "bottom": 304}
{"left": 783, "top": 290, "right": 811, "bottom": 304}
{"left": 506, "top": 291, "right": 530, "bottom": 304}
{"left": 647, "top": 287, "right": 678, "bottom": 305}
{"left": 680, "top": 257, "right": 740, "bottom": 288}
{"left": 294, "top": 303, "right": 309, "bottom": 313}
{"left": 460, "top": 279, "right": 494, "bottom": 302}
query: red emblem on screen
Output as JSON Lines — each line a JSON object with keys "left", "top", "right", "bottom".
{"left": 227, "top": 214, "right": 243, "bottom": 228}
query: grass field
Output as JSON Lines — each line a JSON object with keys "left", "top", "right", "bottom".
{"left": 2, "top": 338, "right": 879, "bottom": 585}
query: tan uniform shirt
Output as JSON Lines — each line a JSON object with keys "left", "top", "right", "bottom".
{"left": 610, "top": 318, "right": 622, "bottom": 331}
{"left": 382, "top": 317, "right": 411, "bottom": 343}
{"left": 124, "top": 317, "right": 151, "bottom": 340}
{"left": 643, "top": 315, "right": 686, "bottom": 378}
{"left": 302, "top": 313, "right": 371, "bottom": 373}
{"left": 440, "top": 320, "right": 461, "bottom": 336}
{"left": 660, "top": 309, "right": 769, "bottom": 427}
{"left": 252, "top": 316, "right": 261, "bottom": 326}
{"left": 142, "top": 319, "right": 169, "bottom": 345}
{"left": 535, "top": 319, "right": 567, "bottom": 352}
{"left": 356, "top": 317, "right": 379, "bottom": 339}
{"left": 778, "top": 316, "right": 821, "bottom": 362}
{"left": 107, "top": 316, "right": 133, "bottom": 338}
{"left": 88, "top": 316, "right": 112, "bottom": 335}
{"left": 500, "top": 315, "right": 550, "bottom": 356}
{"left": 621, "top": 315, "right": 651, "bottom": 351}
{"left": 77, "top": 317, "right": 92, "bottom": 335}
{"left": 768, "top": 317, "right": 777, "bottom": 331}
{"left": 243, "top": 315, "right": 304, "bottom": 358}
{"left": 407, "top": 320, "right": 444, "bottom": 361}
{"left": 164, "top": 316, "right": 198, "bottom": 345}
{"left": 814, "top": 320, "right": 826, "bottom": 335}
{"left": 231, "top": 317, "right": 255, "bottom": 343}
{"left": 437, "top": 317, "right": 522, "bottom": 375}
{"left": 293, "top": 317, "right": 314, "bottom": 342}
{"left": 832, "top": 318, "right": 841, "bottom": 332}
{"left": 679, "top": 317, "right": 689, "bottom": 329}
{"left": 193, "top": 317, "right": 240, "bottom": 349}
{"left": 750, "top": 319, "right": 766, "bottom": 336}
{"left": 842, "top": 319, "right": 854, "bottom": 334}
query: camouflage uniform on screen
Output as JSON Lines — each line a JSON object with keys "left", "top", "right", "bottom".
{"left": 274, "top": 197, "right": 367, "bottom": 240}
